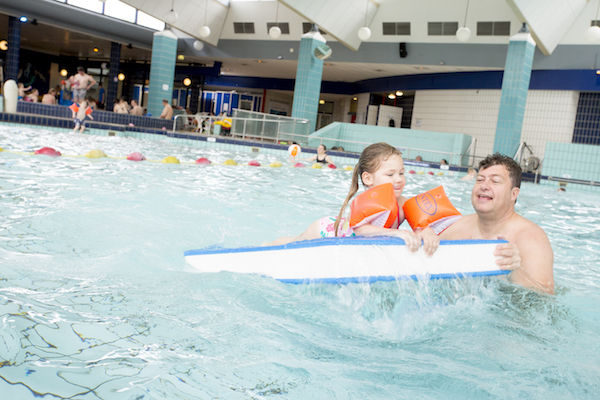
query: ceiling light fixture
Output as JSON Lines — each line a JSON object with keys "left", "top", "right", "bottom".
{"left": 357, "top": 0, "right": 372, "bottom": 41}
{"left": 269, "top": 1, "right": 282, "bottom": 39}
{"left": 388, "top": 93, "right": 396, "bottom": 99}
{"left": 183, "top": 77, "right": 192, "bottom": 86}
{"left": 117, "top": 73, "right": 125, "bottom": 81}
{"left": 193, "top": 40, "right": 204, "bottom": 51}
{"left": 456, "top": 0, "right": 471, "bottom": 42}
{"left": 199, "top": 0, "right": 211, "bottom": 38}
{"left": 165, "top": 0, "right": 177, "bottom": 25}
{"left": 395, "top": 90, "right": 403, "bottom": 96}
{"left": 587, "top": 0, "right": 600, "bottom": 42}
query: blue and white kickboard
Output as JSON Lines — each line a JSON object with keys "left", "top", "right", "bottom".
{"left": 184, "top": 236, "right": 509, "bottom": 284}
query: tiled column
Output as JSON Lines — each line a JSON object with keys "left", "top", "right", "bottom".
{"left": 189, "top": 80, "right": 200, "bottom": 114}
{"left": 291, "top": 29, "right": 328, "bottom": 133}
{"left": 6, "top": 16, "right": 21, "bottom": 81}
{"left": 106, "top": 42, "right": 121, "bottom": 111}
{"left": 147, "top": 30, "right": 177, "bottom": 118}
{"left": 494, "top": 28, "right": 536, "bottom": 157}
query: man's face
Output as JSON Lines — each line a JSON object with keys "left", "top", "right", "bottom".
{"left": 471, "top": 164, "right": 519, "bottom": 216}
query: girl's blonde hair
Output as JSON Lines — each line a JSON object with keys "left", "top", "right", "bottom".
{"left": 333, "top": 142, "right": 402, "bottom": 236}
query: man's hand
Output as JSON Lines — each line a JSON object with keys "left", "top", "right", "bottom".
{"left": 494, "top": 236, "right": 521, "bottom": 271}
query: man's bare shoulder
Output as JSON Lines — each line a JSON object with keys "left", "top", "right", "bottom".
{"left": 511, "top": 213, "right": 550, "bottom": 242}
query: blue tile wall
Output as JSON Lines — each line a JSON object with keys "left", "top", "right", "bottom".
{"left": 291, "top": 37, "right": 325, "bottom": 133}
{"left": 148, "top": 31, "right": 178, "bottom": 117}
{"left": 573, "top": 92, "right": 600, "bottom": 145}
{"left": 6, "top": 17, "right": 20, "bottom": 81}
{"left": 494, "top": 35, "right": 535, "bottom": 157}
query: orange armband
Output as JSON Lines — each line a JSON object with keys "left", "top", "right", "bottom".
{"left": 69, "top": 103, "right": 79, "bottom": 113}
{"left": 350, "top": 183, "right": 399, "bottom": 229}
{"left": 402, "top": 186, "right": 461, "bottom": 234}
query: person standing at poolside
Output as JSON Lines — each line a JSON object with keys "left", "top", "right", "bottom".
{"left": 160, "top": 99, "right": 173, "bottom": 119}
{"left": 439, "top": 153, "right": 554, "bottom": 294}
{"left": 130, "top": 99, "right": 144, "bottom": 116}
{"left": 69, "top": 67, "right": 97, "bottom": 103}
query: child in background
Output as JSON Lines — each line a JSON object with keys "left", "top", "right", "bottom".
{"left": 17, "top": 83, "right": 32, "bottom": 100}
{"left": 269, "top": 142, "right": 439, "bottom": 255}
{"left": 70, "top": 100, "right": 94, "bottom": 133}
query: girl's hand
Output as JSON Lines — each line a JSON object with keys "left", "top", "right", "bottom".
{"left": 417, "top": 227, "right": 440, "bottom": 256}
{"left": 394, "top": 230, "right": 420, "bottom": 252}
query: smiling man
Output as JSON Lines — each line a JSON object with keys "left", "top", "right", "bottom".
{"left": 439, "top": 153, "right": 555, "bottom": 294}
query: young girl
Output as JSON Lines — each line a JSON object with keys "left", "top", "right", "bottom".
{"left": 70, "top": 100, "right": 94, "bottom": 133}
{"left": 271, "top": 142, "right": 439, "bottom": 255}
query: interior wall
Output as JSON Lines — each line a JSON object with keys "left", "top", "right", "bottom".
{"left": 411, "top": 89, "right": 578, "bottom": 161}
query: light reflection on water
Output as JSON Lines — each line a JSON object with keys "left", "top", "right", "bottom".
{"left": 0, "top": 125, "right": 599, "bottom": 399}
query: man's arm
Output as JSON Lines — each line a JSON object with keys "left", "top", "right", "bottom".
{"left": 513, "top": 225, "right": 554, "bottom": 294}
{"left": 495, "top": 224, "right": 554, "bottom": 294}
{"left": 86, "top": 75, "right": 97, "bottom": 90}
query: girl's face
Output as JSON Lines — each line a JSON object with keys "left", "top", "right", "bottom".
{"left": 317, "top": 145, "right": 326, "bottom": 154}
{"left": 361, "top": 154, "right": 406, "bottom": 199}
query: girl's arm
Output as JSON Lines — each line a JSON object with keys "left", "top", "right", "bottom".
{"left": 353, "top": 224, "right": 420, "bottom": 251}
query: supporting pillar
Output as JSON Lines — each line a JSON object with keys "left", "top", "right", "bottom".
{"left": 6, "top": 16, "right": 21, "bottom": 81}
{"left": 189, "top": 80, "right": 200, "bottom": 114}
{"left": 494, "top": 24, "right": 536, "bottom": 157}
{"left": 147, "top": 29, "right": 178, "bottom": 118}
{"left": 291, "top": 27, "right": 329, "bottom": 133}
{"left": 106, "top": 42, "right": 121, "bottom": 111}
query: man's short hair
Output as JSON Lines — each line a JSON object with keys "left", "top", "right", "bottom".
{"left": 162, "top": 99, "right": 168, "bottom": 104}
{"left": 77, "top": 66, "right": 84, "bottom": 72}
{"left": 479, "top": 153, "right": 522, "bottom": 188}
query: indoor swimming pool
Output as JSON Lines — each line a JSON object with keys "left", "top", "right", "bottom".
{"left": 0, "top": 124, "right": 599, "bottom": 399}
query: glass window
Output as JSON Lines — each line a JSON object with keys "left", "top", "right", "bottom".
{"left": 104, "top": 0, "right": 136, "bottom": 23}
{"left": 137, "top": 11, "right": 165, "bottom": 31}
{"left": 67, "top": 0, "right": 103, "bottom": 13}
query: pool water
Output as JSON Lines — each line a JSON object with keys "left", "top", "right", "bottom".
{"left": 0, "top": 125, "right": 599, "bottom": 399}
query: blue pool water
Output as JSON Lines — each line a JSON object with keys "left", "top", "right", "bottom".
{"left": 0, "top": 124, "right": 599, "bottom": 399}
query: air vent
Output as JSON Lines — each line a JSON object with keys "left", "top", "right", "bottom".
{"left": 267, "top": 22, "right": 290, "bottom": 34}
{"left": 477, "top": 21, "right": 510, "bottom": 36}
{"left": 382, "top": 22, "right": 411, "bottom": 36}
{"left": 428, "top": 22, "right": 459, "bottom": 36}
{"left": 233, "top": 22, "right": 255, "bottom": 34}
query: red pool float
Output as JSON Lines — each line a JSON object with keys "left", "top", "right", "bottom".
{"left": 34, "top": 147, "right": 61, "bottom": 157}
{"left": 126, "top": 152, "right": 145, "bottom": 161}
{"left": 248, "top": 160, "right": 261, "bottom": 166}
{"left": 294, "top": 162, "right": 305, "bottom": 168}
{"left": 327, "top": 163, "right": 337, "bottom": 169}
{"left": 428, "top": 171, "right": 434, "bottom": 175}
{"left": 195, "top": 157, "right": 211, "bottom": 165}
{"left": 409, "top": 170, "right": 416, "bottom": 174}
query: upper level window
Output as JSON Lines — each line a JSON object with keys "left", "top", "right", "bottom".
{"left": 382, "top": 22, "right": 411, "bottom": 35}
{"left": 302, "top": 23, "right": 327, "bottom": 35}
{"left": 137, "top": 11, "right": 165, "bottom": 31}
{"left": 477, "top": 21, "right": 511, "bottom": 36}
{"left": 67, "top": 0, "right": 103, "bottom": 13}
{"left": 428, "top": 22, "right": 459, "bottom": 36}
{"left": 104, "top": 0, "right": 136, "bottom": 23}
{"left": 234, "top": 22, "right": 255, "bottom": 34}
